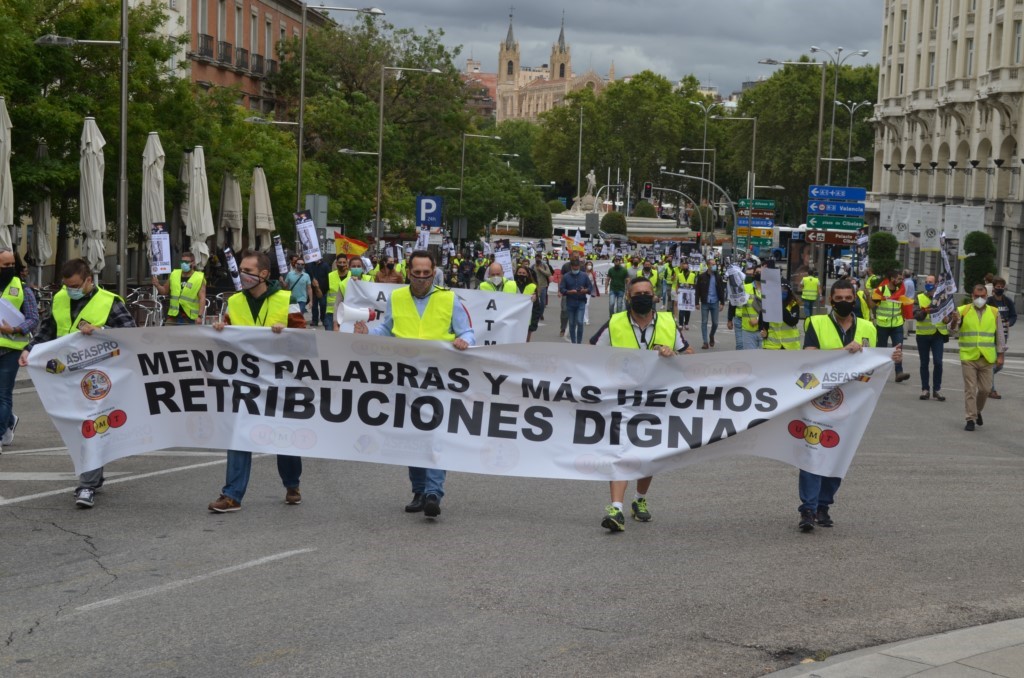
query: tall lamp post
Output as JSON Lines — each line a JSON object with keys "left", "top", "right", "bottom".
{"left": 758, "top": 58, "right": 826, "bottom": 185}
{"left": 809, "top": 46, "right": 869, "bottom": 186}
{"left": 711, "top": 115, "right": 757, "bottom": 254}
{"left": 834, "top": 99, "right": 872, "bottom": 185}
{"left": 299, "top": 6, "right": 384, "bottom": 213}
{"left": 36, "top": 2, "right": 128, "bottom": 296}
{"left": 376, "top": 65, "right": 441, "bottom": 250}
{"left": 689, "top": 101, "right": 717, "bottom": 205}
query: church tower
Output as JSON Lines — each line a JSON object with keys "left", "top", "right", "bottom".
{"left": 498, "top": 12, "right": 520, "bottom": 84}
{"left": 549, "top": 14, "right": 571, "bottom": 80}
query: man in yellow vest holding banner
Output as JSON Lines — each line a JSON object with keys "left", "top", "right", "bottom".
{"left": 798, "top": 279, "right": 902, "bottom": 532}
{"left": 480, "top": 261, "right": 517, "bottom": 293}
{"left": 21, "top": 259, "right": 135, "bottom": 508}
{"left": 589, "top": 276, "right": 693, "bottom": 532}
{"left": 354, "top": 250, "right": 476, "bottom": 519}
{"left": 151, "top": 251, "right": 206, "bottom": 324}
{"left": 0, "top": 247, "right": 39, "bottom": 455}
{"left": 913, "top": 274, "right": 952, "bottom": 401}
{"left": 951, "top": 284, "right": 1006, "bottom": 431}
{"left": 207, "top": 250, "right": 305, "bottom": 513}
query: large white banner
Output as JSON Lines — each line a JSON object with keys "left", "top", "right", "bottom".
{"left": 879, "top": 198, "right": 895, "bottom": 232}
{"left": 344, "top": 280, "right": 533, "bottom": 345}
{"left": 917, "top": 203, "right": 942, "bottom": 252}
{"left": 893, "top": 200, "right": 913, "bottom": 244}
{"left": 29, "top": 329, "right": 893, "bottom": 480}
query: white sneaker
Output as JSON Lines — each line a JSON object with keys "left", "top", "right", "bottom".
{"left": 2, "top": 414, "right": 18, "bottom": 446}
{"left": 75, "top": 488, "right": 96, "bottom": 508}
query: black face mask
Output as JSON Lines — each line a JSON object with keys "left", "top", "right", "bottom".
{"left": 387, "top": 262, "right": 395, "bottom": 269}
{"left": 515, "top": 275, "right": 528, "bottom": 284}
{"left": 629, "top": 294, "right": 655, "bottom": 315}
{"left": 0, "top": 268, "right": 15, "bottom": 289}
{"left": 832, "top": 300, "right": 856, "bottom": 317}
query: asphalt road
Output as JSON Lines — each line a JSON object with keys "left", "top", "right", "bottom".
{"left": 2, "top": 270, "right": 1023, "bottom": 677}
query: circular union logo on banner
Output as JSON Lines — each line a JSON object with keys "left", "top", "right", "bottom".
{"left": 811, "top": 387, "right": 844, "bottom": 412}
{"left": 80, "top": 370, "right": 112, "bottom": 401}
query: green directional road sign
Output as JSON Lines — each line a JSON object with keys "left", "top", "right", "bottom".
{"left": 806, "top": 215, "right": 863, "bottom": 231}
{"left": 751, "top": 237, "right": 771, "bottom": 247}
{"left": 738, "top": 199, "right": 776, "bottom": 209}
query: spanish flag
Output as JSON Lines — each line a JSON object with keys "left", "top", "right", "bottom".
{"left": 335, "top": 232, "right": 368, "bottom": 256}
{"left": 564, "top": 236, "right": 586, "bottom": 255}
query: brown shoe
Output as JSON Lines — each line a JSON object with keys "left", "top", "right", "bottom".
{"left": 989, "top": 390, "right": 1002, "bottom": 399}
{"left": 285, "top": 487, "right": 302, "bottom": 505}
{"left": 933, "top": 391, "right": 946, "bottom": 401}
{"left": 895, "top": 372, "right": 910, "bottom": 383}
{"left": 701, "top": 342, "right": 710, "bottom": 350}
{"left": 208, "top": 495, "right": 240, "bottom": 513}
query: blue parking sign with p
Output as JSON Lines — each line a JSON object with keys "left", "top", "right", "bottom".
{"left": 417, "top": 195, "right": 443, "bottom": 228}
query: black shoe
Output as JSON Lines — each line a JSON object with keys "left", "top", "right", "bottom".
{"left": 895, "top": 372, "right": 910, "bottom": 383}
{"left": 965, "top": 420, "right": 976, "bottom": 431}
{"left": 405, "top": 493, "right": 425, "bottom": 513}
{"left": 799, "top": 509, "right": 815, "bottom": 532}
{"left": 976, "top": 412, "right": 983, "bottom": 426}
{"left": 423, "top": 494, "right": 441, "bottom": 518}
{"left": 815, "top": 507, "right": 833, "bottom": 527}
{"left": 933, "top": 391, "right": 946, "bottom": 401}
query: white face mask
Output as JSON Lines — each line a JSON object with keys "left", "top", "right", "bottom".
{"left": 973, "top": 296, "right": 988, "bottom": 309}
{"left": 489, "top": 275, "right": 504, "bottom": 288}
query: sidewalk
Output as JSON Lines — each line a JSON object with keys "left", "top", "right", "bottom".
{"left": 766, "top": 617, "right": 1024, "bottom": 677}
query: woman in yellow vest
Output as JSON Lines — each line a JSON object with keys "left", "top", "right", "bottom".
{"left": 354, "top": 250, "right": 476, "bottom": 519}
{"left": 207, "top": 250, "right": 304, "bottom": 513}
{"left": 761, "top": 283, "right": 800, "bottom": 350}
{"left": 589, "top": 277, "right": 694, "bottom": 532}
{"left": 331, "top": 255, "right": 374, "bottom": 331}
{"left": 0, "top": 247, "right": 39, "bottom": 455}
{"left": 673, "top": 261, "right": 697, "bottom": 330}
{"left": 151, "top": 251, "right": 207, "bottom": 324}
{"left": 513, "top": 264, "right": 541, "bottom": 341}
{"left": 951, "top": 284, "right": 1006, "bottom": 431}
{"left": 21, "top": 258, "right": 135, "bottom": 509}
{"left": 798, "top": 279, "right": 901, "bottom": 532}
{"left": 912, "top": 275, "right": 952, "bottom": 401}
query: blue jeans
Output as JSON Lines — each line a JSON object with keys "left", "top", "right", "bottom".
{"left": 567, "top": 303, "right": 586, "bottom": 343}
{"left": 324, "top": 313, "right": 335, "bottom": 330}
{"left": 0, "top": 349, "right": 19, "bottom": 437}
{"left": 296, "top": 300, "right": 307, "bottom": 314}
{"left": 803, "top": 299, "right": 816, "bottom": 319}
{"left": 222, "top": 450, "right": 302, "bottom": 503}
{"left": 799, "top": 470, "right": 842, "bottom": 513}
{"left": 538, "top": 285, "right": 549, "bottom": 316}
{"left": 409, "top": 467, "right": 446, "bottom": 499}
{"left": 740, "top": 328, "right": 763, "bottom": 350}
{"left": 608, "top": 290, "right": 625, "bottom": 315}
{"left": 875, "top": 324, "right": 904, "bottom": 372}
{"left": 311, "top": 295, "right": 328, "bottom": 329}
{"left": 916, "top": 333, "right": 945, "bottom": 392}
{"left": 700, "top": 303, "right": 720, "bottom": 344}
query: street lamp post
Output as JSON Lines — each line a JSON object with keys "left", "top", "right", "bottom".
{"left": 376, "top": 65, "right": 441, "bottom": 250}
{"left": 809, "top": 46, "right": 869, "bottom": 186}
{"left": 835, "top": 99, "right": 872, "bottom": 185}
{"left": 36, "top": 3, "right": 128, "bottom": 296}
{"left": 758, "top": 58, "right": 826, "bottom": 185}
{"left": 689, "top": 101, "right": 717, "bottom": 205}
{"left": 711, "top": 115, "right": 757, "bottom": 201}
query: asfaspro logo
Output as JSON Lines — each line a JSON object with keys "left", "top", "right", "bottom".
{"left": 64, "top": 340, "right": 121, "bottom": 372}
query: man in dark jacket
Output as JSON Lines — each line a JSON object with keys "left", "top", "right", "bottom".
{"left": 695, "top": 261, "right": 727, "bottom": 349}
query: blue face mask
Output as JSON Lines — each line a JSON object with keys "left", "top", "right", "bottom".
{"left": 181, "top": 262, "right": 191, "bottom": 273}
{"left": 67, "top": 286, "right": 86, "bottom": 301}
{"left": 924, "top": 283, "right": 935, "bottom": 293}
{"left": 350, "top": 267, "right": 363, "bottom": 277}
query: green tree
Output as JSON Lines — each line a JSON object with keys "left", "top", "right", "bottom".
{"left": 601, "top": 211, "right": 627, "bottom": 235}
{"left": 547, "top": 199, "right": 565, "bottom": 214}
{"left": 868, "top": 231, "right": 900, "bottom": 279}
{"left": 632, "top": 201, "right": 656, "bottom": 218}
{"left": 963, "top": 230, "right": 997, "bottom": 290}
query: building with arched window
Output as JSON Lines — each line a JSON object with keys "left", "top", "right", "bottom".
{"left": 874, "top": 0, "right": 1023, "bottom": 289}
{"left": 495, "top": 14, "right": 611, "bottom": 122}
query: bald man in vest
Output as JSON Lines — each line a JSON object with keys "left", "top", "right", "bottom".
{"left": 354, "top": 249, "right": 475, "bottom": 519}
{"left": 21, "top": 258, "right": 135, "bottom": 508}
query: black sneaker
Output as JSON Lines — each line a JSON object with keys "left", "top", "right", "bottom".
{"left": 799, "top": 509, "right": 815, "bottom": 532}
{"left": 965, "top": 420, "right": 976, "bottom": 431}
{"left": 976, "top": 412, "right": 983, "bottom": 426}
{"left": 895, "top": 372, "right": 910, "bottom": 383}
{"left": 815, "top": 507, "right": 834, "bottom": 527}
{"left": 630, "top": 498, "right": 652, "bottom": 522}
{"left": 75, "top": 488, "right": 96, "bottom": 509}
{"left": 405, "top": 493, "right": 425, "bottom": 513}
{"left": 422, "top": 494, "right": 441, "bottom": 518}
{"left": 601, "top": 505, "right": 625, "bottom": 532}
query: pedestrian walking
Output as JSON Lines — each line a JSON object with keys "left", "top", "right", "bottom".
{"left": 872, "top": 269, "right": 911, "bottom": 382}
{"left": 559, "top": 256, "right": 593, "bottom": 344}
{"left": 913, "top": 275, "right": 952, "bottom": 401}
{"left": 0, "top": 248, "right": 39, "bottom": 454}
{"left": 695, "top": 261, "right": 726, "bottom": 349}
{"left": 986, "top": 277, "right": 1016, "bottom": 399}
{"left": 951, "top": 284, "right": 1006, "bottom": 431}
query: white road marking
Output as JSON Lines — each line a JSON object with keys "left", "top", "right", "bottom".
{"left": 0, "top": 459, "right": 229, "bottom": 506}
{"left": 72, "top": 548, "right": 317, "bottom": 613}
{"left": 0, "top": 472, "right": 131, "bottom": 482}
{"left": 0, "top": 446, "right": 69, "bottom": 456}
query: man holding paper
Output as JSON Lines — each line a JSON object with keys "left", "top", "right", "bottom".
{"left": 0, "top": 248, "right": 39, "bottom": 454}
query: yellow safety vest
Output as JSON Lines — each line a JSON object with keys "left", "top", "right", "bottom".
{"left": 226, "top": 290, "right": 291, "bottom": 326}
{"left": 326, "top": 270, "right": 348, "bottom": 310}
{"left": 0, "top": 277, "right": 30, "bottom": 350}
{"left": 806, "top": 314, "right": 878, "bottom": 349}
{"left": 338, "top": 273, "right": 371, "bottom": 302}
{"left": 956, "top": 304, "right": 998, "bottom": 363}
{"left": 518, "top": 282, "right": 537, "bottom": 297}
{"left": 608, "top": 311, "right": 678, "bottom": 349}
{"left": 764, "top": 302, "right": 800, "bottom": 350}
{"left": 737, "top": 282, "right": 762, "bottom": 330}
{"left": 857, "top": 290, "right": 871, "bottom": 320}
{"left": 391, "top": 286, "right": 456, "bottom": 342}
{"left": 916, "top": 293, "right": 948, "bottom": 336}
{"left": 801, "top": 275, "right": 820, "bottom": 301}
{"left": 53, "top": 287, "right": 119, "bottom": 337}
{"left": 167, "top": 269, "right": 205, "bottom": 319}
{"left": 874, "top": 285, "right": 904, "bottom": 328}
{"left": 644, "top": 270, "right": 659, "bottom": 288}
{"left": 674, "top": 270, "right": 696, "bottom": 289}
{"left": 480, "top": 279, "right": 517, "bottom": 293}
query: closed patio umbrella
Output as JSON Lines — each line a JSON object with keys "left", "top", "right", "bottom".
{"left": 218, "top": 171, "right": 243, "bottom": 249}
{"left": 0, "top": 96, "right": 14, "bottom": 249}
{"left": 80, "top": 116, "right": 107, "bottom": 274}
{"left": 186, "top": 145, "right": 215, "bottom": 269}
{"left": 248, "top": 165, "right": 274, "bottom": 251}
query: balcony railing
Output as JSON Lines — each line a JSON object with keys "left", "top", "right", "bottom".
{"left": 235, "top": 47, "right": 249, "bottom": 70}
{"left": 197, "top": 33, "right": 214, "bottom": 59}
{"left": 217, "top": 40, "right": 232, "bottom": 64}
{"left": 267, "top": 59, "right": 279, "bottom": 75}
{"left": 251, "top": 53, "right": 265, "bottom": 75}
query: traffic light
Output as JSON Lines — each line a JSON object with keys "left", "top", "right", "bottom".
{"left": 642, "top": 181, "right": 653, "bottom": 200}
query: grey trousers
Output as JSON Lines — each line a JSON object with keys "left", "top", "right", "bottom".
{"left": 78, "top": 467, "right": 104, "bottom": 490}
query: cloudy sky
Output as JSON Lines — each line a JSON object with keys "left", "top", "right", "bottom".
{"left": 348, "top": 0, "right": 883, "bottom": 95}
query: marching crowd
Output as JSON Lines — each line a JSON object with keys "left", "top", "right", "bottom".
{"left": 0, "top": 241, "right": 1014, "bottom": 534}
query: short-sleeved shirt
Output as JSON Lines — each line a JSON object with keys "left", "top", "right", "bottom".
{"left": 606, "top": 265, "right": 629, "bottom": 292}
